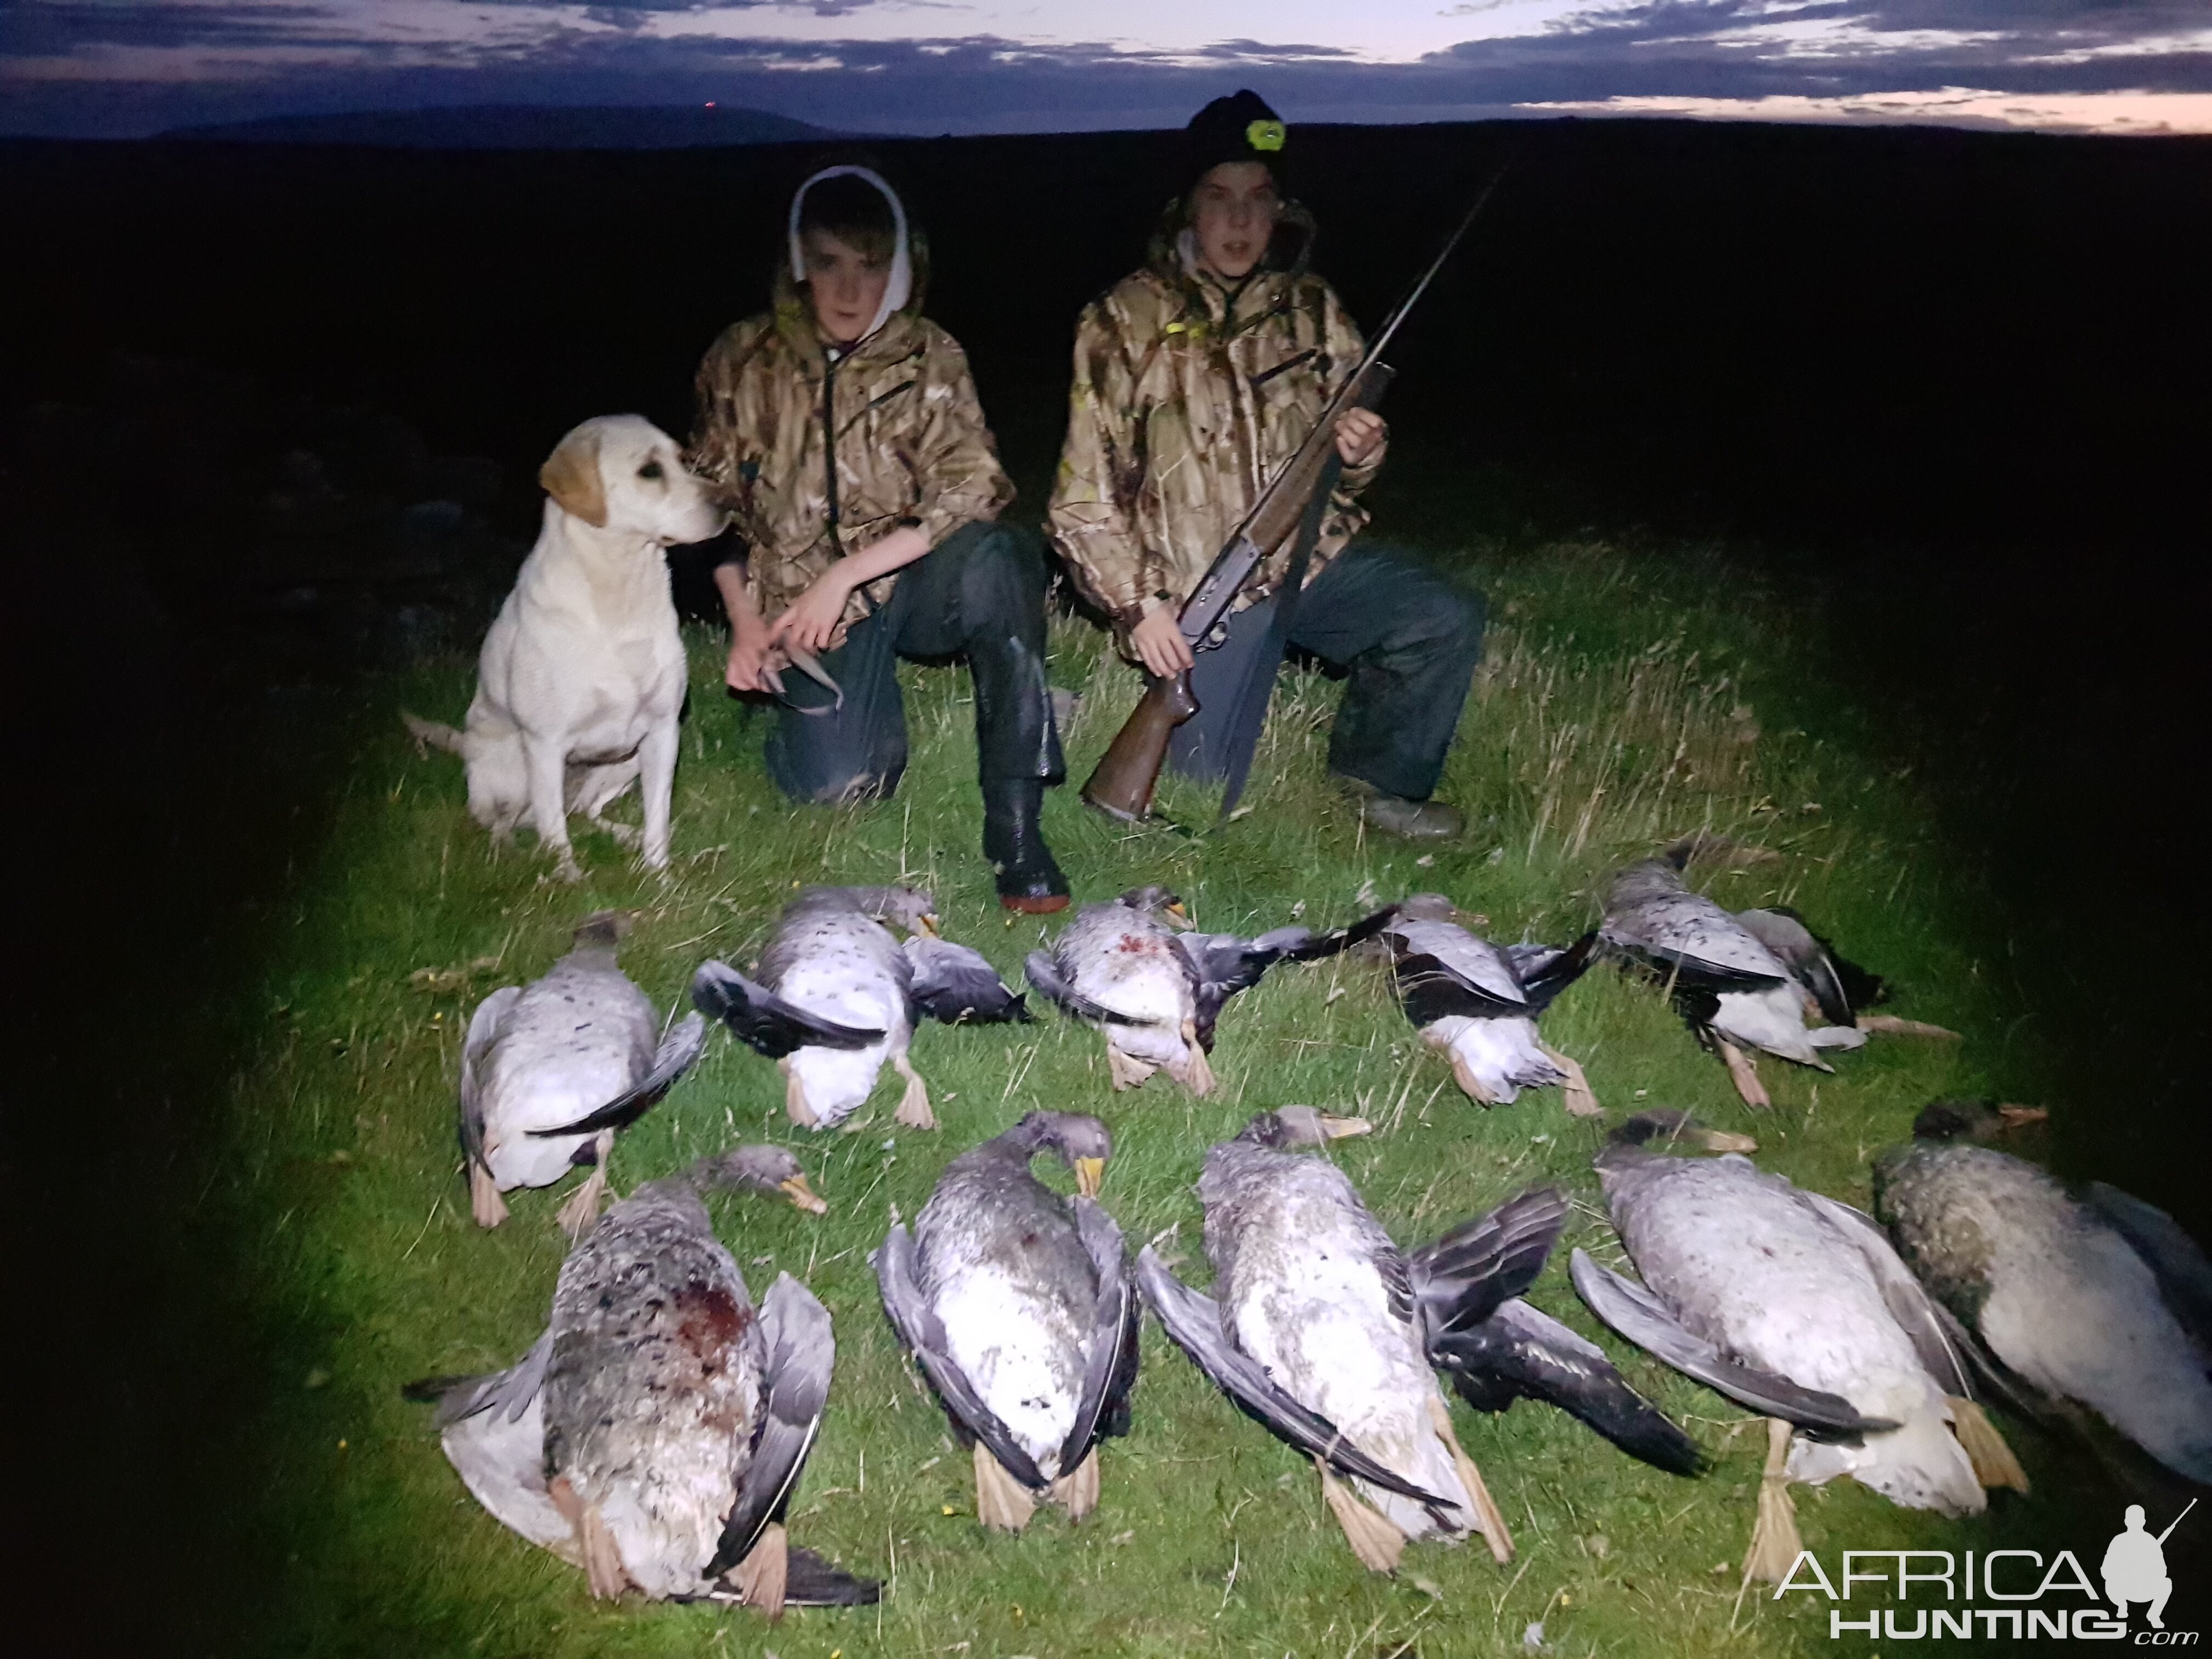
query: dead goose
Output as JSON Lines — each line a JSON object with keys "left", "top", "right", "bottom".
{"left": 1024, "top": 887, "right": 1311, "bottom": 1094}
{"left": 1138, "top": 1107, "right": 1554, "bottom": 1573}
{"left": 877, "top": 1111, "right": 1139, "bottom": 1532}
{"left": 1874, "top": 1100, "right": 2212, "bottom": 1483}
{"left": 459, "top": 912, "right": 706, "bottom": 1235}
{"left": 691, "top": 885, "right": 1027, "bottom": 1132}
{"left": 1600, "top": 849, "right": 1865, "bottom": 1107}
{"left": 1572, "top": 1110, "right": 2023, "bottom": 1583}
{"left": 405, "top": 1146, "right": 873, "bottom": 1619}
{"left": 1335, "top": 895, "right": 1600, "bottom": 1115}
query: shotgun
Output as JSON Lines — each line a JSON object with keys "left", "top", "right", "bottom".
{"left": 1079, "top": 166, "right": 1506, "bottom": 823}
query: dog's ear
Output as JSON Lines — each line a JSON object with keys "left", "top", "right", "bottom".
{"left": 539, "top": 428, "right": 608, "bottom": 528}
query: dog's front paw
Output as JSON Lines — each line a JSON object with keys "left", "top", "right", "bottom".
{"left": 548, "top": 853, "right": 586, "bottom": 884}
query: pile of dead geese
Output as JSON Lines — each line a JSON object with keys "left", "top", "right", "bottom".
{"left": 406, "top": 844, "right": 2211, "bottom": 1620}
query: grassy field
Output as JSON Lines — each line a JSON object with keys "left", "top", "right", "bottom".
{"left": 188, "top": 534, "right": 2139, "bottom": 1658}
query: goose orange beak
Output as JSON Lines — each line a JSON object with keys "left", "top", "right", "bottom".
{"left": 1695, "top": 1127, "right": 1760, "bottom": 1154}
{"left": 1164, "top": 900, "right": 1190, "bottom": 926}
{"left": 916, "top": 913, "right": 941, "bottom": 938}
{"left": 780, "top": 1175, "right": 828, "bottom": 1215}
{"left": 1074, "top": 1156, "right": 1106, "bottom": 1198}
{"left": 1318, "top": 1113, "right": 1372, "bottom": 1140}
{"left": 1995, "top": 1104, "right": 2049, "bottom": 1131}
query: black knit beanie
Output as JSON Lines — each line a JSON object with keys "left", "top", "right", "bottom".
{"left": 1179, "top": 89, "right": 1287, "bottom": 198}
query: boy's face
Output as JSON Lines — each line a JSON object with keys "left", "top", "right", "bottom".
{"left": 800, "top": 226, "right": 892, "bottom": 346}
{"left": 1189, "top": 161, "right": 1280, "bottom": 282}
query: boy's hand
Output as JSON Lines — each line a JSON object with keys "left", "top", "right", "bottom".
{"left": 725, "top": 630, "right": 774, "bottom": 693}
{"left": 768, "top": 571, "right": 853, "bottom": 656}
{"left": 1130, "top": 606, "right": 1195, "bottom": 678}
{"left": 1335, "top": 408, "right": 1387, "bottom": 467}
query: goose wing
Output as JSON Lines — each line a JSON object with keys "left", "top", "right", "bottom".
{"left": 2086, "top": 1182, "right": 2212, "bottom": 1348}
{"left": 458, "top": 984, "right": 523, "bottom": 1174}
{"left": 1602, "top": 881, "right": 1788, "bottom": 989}
{"left": 1795, "top": 1190, "right": 1977, "bottom": 1398}
{"left": 1435, "top": 1299, "right": 1706, "bottom": 1476}
{"left": 1569, "top": 1249, "right": 1893, "bottom": 1434}
{"left": 1502, "top": 932, "right": 1601, "bottom": 1013}
{"left": 1135, "top": 1246, "right": 1458, "bottom": 1514}
{"left": 403, "top": 1328, "right": 553, "bottom": 1429}
{"left": 1408, "top": 1186, "right": 1568, "bottom": 1344}
{"left": 708, "top": 1273, "right": 844, "bottom": 1580}
{"left": 403, "top": 1331, "right": 568, "bottom": 1549}
{"left": 875, "top": 1224, "right": 1048, "bottom": 1489}
{"left": 1023, "top": 950, "right": 1143, "bottom": 1027}
{"left": 691, "top": 958, "right": 885, "bottom": 1056}
{"left": 1174, "top": 925, "right": 1313, "bottom": 1047}
{"left": 1057, "top": 1197, "right": 1143, "bottom": 1474}
{"left": 904, "top": 936, "right": 1031, "bottom": 1025}
{"left": 525, "top": 1011, "right": 708, "bottom": 1139}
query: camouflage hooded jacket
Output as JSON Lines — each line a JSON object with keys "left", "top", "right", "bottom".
{"left": 1047, "top": 205, "right": 1382, "bottom": 636}
{"left": 687, "top": 207, "right": 1014, "bottom": 650}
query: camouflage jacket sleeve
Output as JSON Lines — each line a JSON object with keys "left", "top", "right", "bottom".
{"left": 685, "top": 321, "right": 764, "bottom": 567}
{"left": 1322, "top": 283, "right": 1387, "bottom": 498}
{"left": 1048, "top": 298, "right": 1153, "bottom": 623}
{"left": 906, "top": 329, "right": 1014, "bottom": 547}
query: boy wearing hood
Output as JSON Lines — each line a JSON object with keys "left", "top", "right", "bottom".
{"left": 690, "top": 165, "right": 1069, "bottom": 911}
{"left": 1049, "top": 92, "right": 1483, "bottom": 839}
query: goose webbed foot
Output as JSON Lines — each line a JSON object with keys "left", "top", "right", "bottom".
{"left": 1107, "top": 1045, "right": 1156, "bottom": 1091}
{"left": 1439, "top": 1039, "right": 1499, "bottom": 1106}
{"left": 892, "top": 1052, "right": 935, "bottom": 1130}
{"left": 1740, "top": 1418, "right": 1802, "bottom": 1587}
{"left": 1425, "top": 1393, "right": 1513, "bottom": 1563}
{"left": 575, "top": 1504, "right": 637, "bottom": 1601}
{"left": 1717, "top": 1039, "right": 1771, "bottom": 1109}
{"left": 780, "top": 1058, "right": 823, "bottom": 1129}
{"left": 469, "top": 1160, "right": 509, "bottom": 1228}
{"left": 1948, "top": 1396, "right": 2030, "bottom": 1493}
{"left": 974, "top": 1441, "right": 1038, "bottom": 1532}
{"left": 1049, "top": 1446, "right": 1102, "bottom": 1521}
{"left": 1317, "top": 1457, "right": 1408, "bottom": 1575}
{"left": 1173, "top": 1019, "right": 1217, "bottom": 1097}
{"left": 1856, "top": 1014, "right": 1962, "bottom": 1039}
{"left": 555, "top": 1131, "right": 616, "bottom": 1240}
{"left": 730, "top": 1519, "right": 789, "bottom": 1621}
{"left": 1537, "top": 1041, "right": 1602, "bottom": 1118}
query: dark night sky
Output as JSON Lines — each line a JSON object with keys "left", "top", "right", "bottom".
{"left": 4, "top": 0, "right": 2209, "bottom": 139}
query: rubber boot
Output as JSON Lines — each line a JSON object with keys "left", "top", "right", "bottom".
{"left": 984, "top": 778, "right": 1069, "bottom": 913}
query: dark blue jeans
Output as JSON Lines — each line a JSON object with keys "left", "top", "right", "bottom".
{"left": 1166, "top": 541, "right": 1485, "bottom": 803}
{"left": 764, "top": 520, "right": 1065, "bottom": 802}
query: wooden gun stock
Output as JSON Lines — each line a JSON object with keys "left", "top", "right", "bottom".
{"left": 1079, "top": 668, "right": 1200, "bottom": 822}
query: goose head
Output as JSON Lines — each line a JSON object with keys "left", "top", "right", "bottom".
{"left": 1910, "top": 1098, "right": 2050, "bottom": 1143}
{"left": 1117, "top": 885, "right": 1189, "bottom": 927}
{"left": 1600, "top": 1109, "right": 1759, "bottom": 1162}
{"left": 687, "top": 1143, "right": 829, "bottom": 1213}
{"left": 815, "top": 884, "right": 939, "bottom": 936}
{"left": 1235, "top": 1105, "right": 1373, "bottom": 1149}
{"left": 1007, "top": 1110, "right": 1115, "bottom": 1197}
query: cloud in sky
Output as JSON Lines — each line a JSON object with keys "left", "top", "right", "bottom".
{"left": 3, "top": 0, "right": 2208, "bottom": 137}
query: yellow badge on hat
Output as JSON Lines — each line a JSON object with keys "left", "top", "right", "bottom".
{"left": 1246, "top": 118, "right": 1286, "bottom": 153}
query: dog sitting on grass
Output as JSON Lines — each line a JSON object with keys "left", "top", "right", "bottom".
{"left": 405, "top": 415, "right": 723, "bottom": 881}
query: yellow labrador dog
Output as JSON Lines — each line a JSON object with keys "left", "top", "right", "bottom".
{"left": 406, "top": 415, "right": 723, "bottom": 881}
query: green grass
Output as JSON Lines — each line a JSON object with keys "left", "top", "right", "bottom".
{"left": 201, "top": 537, "right": 2115, "bottom": 1658}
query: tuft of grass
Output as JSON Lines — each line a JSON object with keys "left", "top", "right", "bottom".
{"left": 203, "top": 538, "right": 2108, "bottom": 1658}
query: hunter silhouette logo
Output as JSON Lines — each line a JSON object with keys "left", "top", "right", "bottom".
{"left": 1774, "top": 1501, "right": 2200, "bottom": 1641}
{"left": 2107, "top": 1500, "right": 2193, "bottom": 1631}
